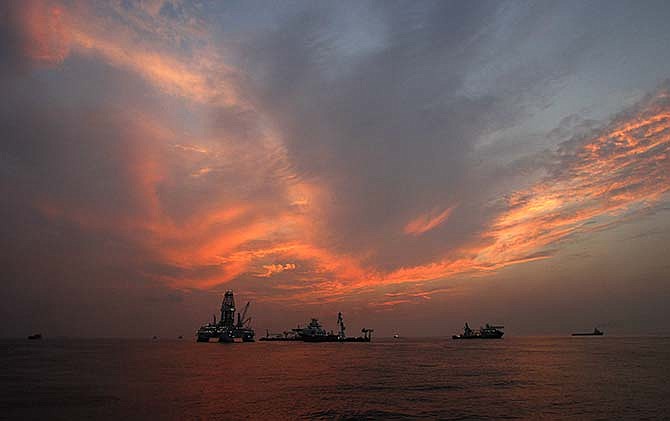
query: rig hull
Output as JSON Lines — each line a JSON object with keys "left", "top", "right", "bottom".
{"left": 452, "top": 332, "right": 504, "bottom": 339}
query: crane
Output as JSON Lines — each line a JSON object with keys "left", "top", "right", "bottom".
{"left": 236, "top": 301, "right": 252, "bottom": 327}
{"left": 361, "top": 328, "right": 374, "bottom": 340}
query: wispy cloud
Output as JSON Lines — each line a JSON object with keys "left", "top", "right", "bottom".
{"left": 258, "top": 263, "right": 297, "bottom": 278}
{"left": 404, "top": 206, "right": 456, "bottom": 236}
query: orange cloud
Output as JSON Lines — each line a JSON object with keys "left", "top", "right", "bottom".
{"left": 381, "top": 88, "right": 670, "bottom": 287}
{"left": 13, "top": 1, "right": 246, "bottom": 107}
{"left": 404, "top": 205, "right": 456, "bottom": 235}
{"left": 258, "top": 263, "right": 297, "bottom": 278}
{"left": 14, "top": 0, "right": 71, "bottom": 64}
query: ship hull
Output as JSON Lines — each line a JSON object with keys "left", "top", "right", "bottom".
{"left": 341, "top": 337, "right": 370, "bottom": 342}
{"left": 301, "top": 335, "right": 340, "bottom": 342}
{"left": 571, "top": 333, "right": 603, "bottom": 336}
{"left": 452, "top": 333, "right": 504, "bottom": 339}
{"left": 259, "top": 337, "right": 301, "bottom": 341}
{"left": 259, "top": 336, "right": 370, "bottom": 342}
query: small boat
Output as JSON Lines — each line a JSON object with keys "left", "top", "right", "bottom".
{"left": 393, "top": 333, "right": 400, "bottom": 339}
{"left": 452, "top": 323, "right": 504, "bottom": 339}
{"left": 572, "top": 328, "right": 603, "bottom": 336}
{"left": 27, "top": 333, "right": 42, "bottom": 340}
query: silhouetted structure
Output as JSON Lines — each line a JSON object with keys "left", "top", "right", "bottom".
{"left": 572, "top": 328, "right": 603, "bottom": 336}
{"left": 260, "top": 312, "right": 373, "bottom": 342}
{"left": 452, "top": 323, "right": 504, "bottom": 339}
{"left": 196, "top": 290, "right": 255, "bottom": 343}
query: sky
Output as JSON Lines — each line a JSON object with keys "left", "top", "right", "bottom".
{"left": 1, "top": 0, "right": 669, "bottom": 337}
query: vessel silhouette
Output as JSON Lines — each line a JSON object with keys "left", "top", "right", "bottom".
{"left": 572, "top": 328, "right": 603, "bottom": 336}
{"left": 260, "top": 313, "right": 373, "bottom": 342}
{"left": 452, "top": 323, "right": 504, "bottom": 339}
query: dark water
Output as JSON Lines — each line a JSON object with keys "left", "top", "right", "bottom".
{"left": 2, "top": 337, "right": 669, "bottom": 420}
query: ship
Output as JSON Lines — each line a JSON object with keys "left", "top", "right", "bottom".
{"left": 452, "top": 323, "right": 504, "bottom": 339}
{"left": 27, "top": 333, "right": 42, "bottom": 340}
{"left": 259, "top": 312, "right": 373, "bottom": 342}
{"left": 196, "top": 290, "right": 255, "bottom": 343}
{"left": 296, "top": 318, "right": 340, "bottom": 342}
{"left": 572, "top": 328, "right": 603, "bottom": 336}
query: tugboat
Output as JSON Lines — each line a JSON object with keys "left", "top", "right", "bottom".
{"left": 572, "top": 328, "right": 603, "bottom": 336}
{"left": 196, "top": 290, "right": 255, "bottom": 343}
{"left": 452, "top": 323, "right": 504, "bottom": 339}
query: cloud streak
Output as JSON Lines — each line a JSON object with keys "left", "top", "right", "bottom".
{"left": 404, "top": 206, "right": 456, "bottom": 236}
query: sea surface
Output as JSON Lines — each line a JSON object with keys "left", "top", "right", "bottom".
{"left": 1, "top": 336, "right": 669, "bottom": 420}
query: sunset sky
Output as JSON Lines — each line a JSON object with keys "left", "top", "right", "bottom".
{"left": 2, "top": 0, "right": 669, "bottom": 337}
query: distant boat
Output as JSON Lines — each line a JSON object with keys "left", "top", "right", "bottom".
{"left": 152, "top": 336, "right": 158, "bottom": 340}
{"left": 27, "top": 333, "right": 42, "bottom": 340}
{"left": 393, "top": 333, "right": 400, "bottom": 339}
{"left": 572, "top": 328, "right": 603, "bottom": 336}
{"left": 452, "top": 323, "right": 504, "bottom": 339}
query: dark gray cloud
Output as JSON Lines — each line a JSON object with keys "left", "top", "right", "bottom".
{"left": 227, "top": 1, "right": 618, "bottom": 268}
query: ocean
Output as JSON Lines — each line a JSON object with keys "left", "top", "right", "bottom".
{"left": 2, "top": 337, "right": 669, "bottom": 419}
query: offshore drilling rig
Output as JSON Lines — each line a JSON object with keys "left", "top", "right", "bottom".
{"left": 196, "top": 290, "right": 255, "bottom": 343}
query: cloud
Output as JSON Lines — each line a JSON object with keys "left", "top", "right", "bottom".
{"left": 6, "top": 0, "right": 245, "bottom": 107}
{"left": 379, "top": 85, "right": 670, "bottom": 287}
{"left": 2, "top": 0, "right": 670, "bottom": 336}
{"left": 404, "top": 206, "right": 456, "bottom": 236}
{"left": 258, "top": 263, "right": 297, "bottom": 278}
